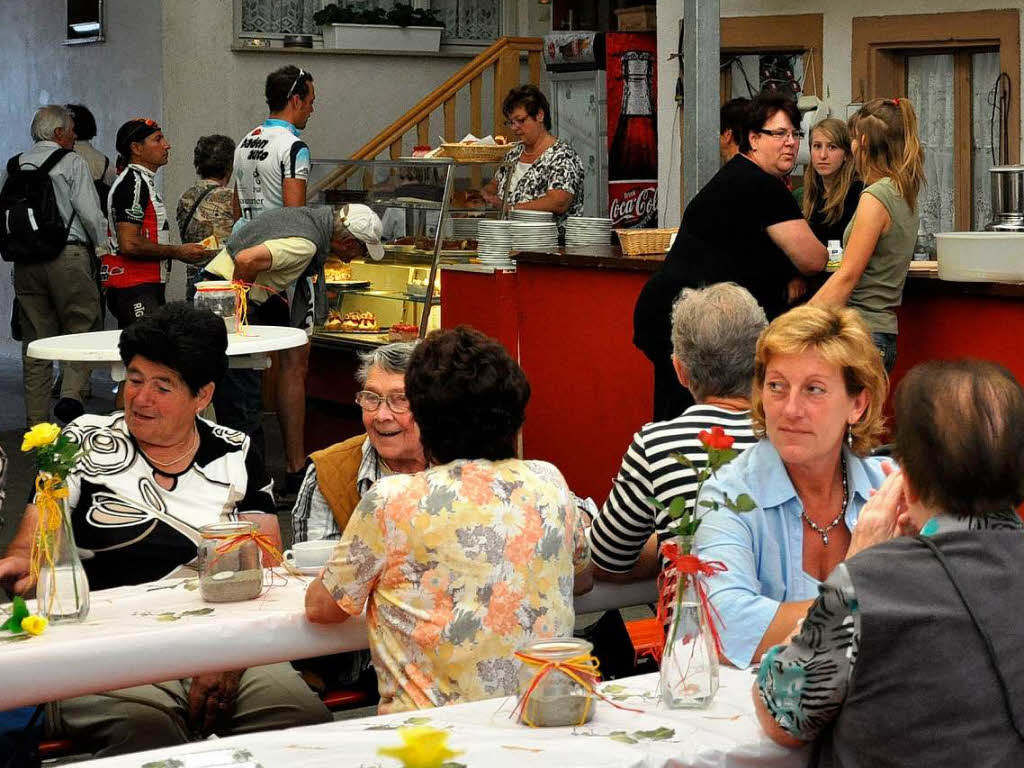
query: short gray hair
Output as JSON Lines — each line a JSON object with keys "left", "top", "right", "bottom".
{"left": 670, "top": 282, "right": 767, "bottom": 401}
{"left": 31, "top": 105, "right": 73, "bottom": 143}
{"left": 355, "top": 340, "right": 419, "bottom": 385}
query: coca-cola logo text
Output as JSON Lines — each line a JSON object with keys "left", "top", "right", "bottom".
{"left": 609, "top": 186, "right": 657, "bottom": 225}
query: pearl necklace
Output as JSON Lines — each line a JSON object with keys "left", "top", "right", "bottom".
{"left": 140, "top": 426, "right": 199, "bottom": 468}
{"left": 801, "top": 459, "right": 849, "bottom": 546}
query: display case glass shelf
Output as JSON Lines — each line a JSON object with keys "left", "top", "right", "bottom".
{"left": 309, "top": 156, "right": 512, "bottom": 347}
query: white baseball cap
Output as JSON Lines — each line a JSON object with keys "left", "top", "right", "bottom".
{"left": 337, "top": 204, "right": 384, "bottom": 261}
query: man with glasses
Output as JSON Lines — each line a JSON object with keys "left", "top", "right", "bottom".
{"left": 232, "top": 65, "right": 315, "bottom": 224}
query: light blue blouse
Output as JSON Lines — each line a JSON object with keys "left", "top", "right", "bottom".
{"left": 694, "top": 439, "right": 888, "bottom": 668}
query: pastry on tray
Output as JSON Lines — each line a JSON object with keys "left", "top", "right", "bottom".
{"left": 388, "top": 323, "right": 419, "bottom": 342}
{"left": 324, "top": 261, "right": 354, "bottom": 282}
{"left": 341, "top": 311, "right": 378, "bottom": 332}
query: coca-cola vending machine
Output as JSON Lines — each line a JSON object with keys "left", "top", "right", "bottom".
{"left": 544, "top": 31, "right": 657, "bottom": 229}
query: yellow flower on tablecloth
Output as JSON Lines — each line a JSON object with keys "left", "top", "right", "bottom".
{"left": 377, "top": 726, "right": 461, "bottom": 768}
{"left": 20, "top": 615, "right": 48, "bottom": 635}
{"left": 21, "top": 423, "right": 61, "bottom": 452}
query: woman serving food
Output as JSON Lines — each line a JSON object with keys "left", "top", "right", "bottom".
{"left": 481, "top": 84, "right": 585, "bottom": 227}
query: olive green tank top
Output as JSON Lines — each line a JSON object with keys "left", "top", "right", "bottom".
{"left": 842, "top": 177, "right": 919, "bottom": 334}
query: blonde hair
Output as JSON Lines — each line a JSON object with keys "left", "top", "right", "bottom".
{"left": 801, "top": 118, "right": 858, "bottom": 226}
{"left": 849, "top": 98, "right": 925, "bottom": 210}
{"left": 750, "top": 305, "right": 888, "bottom": 456}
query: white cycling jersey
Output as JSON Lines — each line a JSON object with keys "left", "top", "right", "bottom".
{"left": 232, "top": 119, "right": 310, "bottom": 222}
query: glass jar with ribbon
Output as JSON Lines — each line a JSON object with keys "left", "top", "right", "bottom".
{"left": 194, "top": 280, "right": 246, "bottom": 334}
{"left": 651, "top": 425, "right": 756, "bottom": 709}
{"left": 21, "top": 423, "right": 90, "bottom": 623}
{"left": 513, "top": 638, "right": 599, "bottom": 727}
{"left": 197, "top": 521, "right": 264, "bottom": 602}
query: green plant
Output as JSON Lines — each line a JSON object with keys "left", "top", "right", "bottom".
{"left": 314, "top": 3, "right": 445, "bottom": 28}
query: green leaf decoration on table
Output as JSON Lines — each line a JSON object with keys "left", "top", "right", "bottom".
{"left": 0, "top": 634, "right": 32, "bottom": 644}
{"left": 404, "top": 717, "right": 432, "bottom": 726}
{"left": 141, "top": 760, "right": 185, "bottom": 768}
{"left": 155, "top": 613, "right": 178, "bottom": 622}
{"left": 607, "top": 731, "right": 638, "bottom": 744}
{"left": 632, "top": 726, "right": 676, "bottom": 741}
{"left": 440, "top": 763, "right": 467, "bottom": 768}
{"left": 183, "top": 580, "right": 199, "bottom": 591}
{"left": 1, "top": 596, "right": 29, "bottom": 633}
{"left": 605, "top": 727, "right": 676, "bottom": 744}
{"left": 181, "top": 608, "right": 215, "bottom": 618}
{"left": 365, "top": 715, "right": 436, "bottom": 731}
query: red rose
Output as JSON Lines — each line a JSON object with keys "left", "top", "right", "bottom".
{"left": 698, "top": 425, "right": 735, "bottom": 451}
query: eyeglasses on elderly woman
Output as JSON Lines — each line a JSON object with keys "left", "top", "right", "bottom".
{"left": 355, "top": 390, "right": 410, "bottom": 413}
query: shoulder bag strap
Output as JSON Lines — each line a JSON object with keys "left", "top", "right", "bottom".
{"left": 178, "top": 183, "right": 217, "bottom": 242}
{"left": 919, "top": 535, "right": 1024, "bottom": 741}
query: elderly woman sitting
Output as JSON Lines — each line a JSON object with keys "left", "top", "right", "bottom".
{"left": 292, "top": 342, "right": 426, "bottom": 542}
{"left": 589, "top": 282, "right": 766, "bottom": 579}
{"left": 695, "top": 304, "right": 889, "bottom": 668}
{"left": 306, "top": 326, "right": 592, "bottom": 713}
{"left": 754, "top": 359, "right": 1024, "bottom": 766}
{"left": 0, "top": 303, "right": 328, "bottom": 755}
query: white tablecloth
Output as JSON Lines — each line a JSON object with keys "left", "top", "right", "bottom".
{"left": 0, "top": 574, "right": 659, "bottom": 709}
{"left": 0, "top": 572, "right": 363, "bottom": 709}
{"left": 72, "top": 668, "right": 809, "bottom": 768}
{"left": 25, "top": 326, "right": 308, "bottom": 379}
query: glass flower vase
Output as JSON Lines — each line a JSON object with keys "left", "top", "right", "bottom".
{"left": 658, "top": 537, "right": 719, "bottom": 709}
{"left": 35, "top": 492, "right": 90, "bottom": 623}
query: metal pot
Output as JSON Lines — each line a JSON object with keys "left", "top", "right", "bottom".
{"left": 988, "top": 166, "right": 1024, "bottom": 229}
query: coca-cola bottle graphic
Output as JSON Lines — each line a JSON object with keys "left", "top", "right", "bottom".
{"left": 609, "top": 51, "right": 657, "bottom": 181}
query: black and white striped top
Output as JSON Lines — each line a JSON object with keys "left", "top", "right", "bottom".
{"left": 588, "top": 405, "right": 756, "bottom": 572}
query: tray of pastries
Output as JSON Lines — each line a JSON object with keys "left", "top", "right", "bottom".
{"left": 388, "top": 323, "right": 419, "bottom": 342}
{"left": 323, "top": 310, "right": 380, "bottom": 333}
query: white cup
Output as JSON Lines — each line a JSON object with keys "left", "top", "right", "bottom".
{"left": 283, "top": 539, "right": 336, "bottom": 569}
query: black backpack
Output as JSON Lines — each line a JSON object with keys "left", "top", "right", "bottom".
{"left": 0, "top": 148, "right": 77, "bottom": 263}
{"left": 95, "top": 156, "right": 111, "bottom": 217}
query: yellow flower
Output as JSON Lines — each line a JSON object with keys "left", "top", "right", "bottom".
{"left": 20, "top": 615, "right": 48, "bottom": 635}
{"left": 378, "top": 726, "right": 461, "bottom": 768}
{"left": 22, "top": 423, "right": 61, "bottom": 452}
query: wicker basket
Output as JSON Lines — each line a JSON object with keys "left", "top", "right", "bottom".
{"left": 615, "top": 227, "right": 678, "bottom": 257}
{"left": 436, "top": 142, "right": 514, "bottom": 163}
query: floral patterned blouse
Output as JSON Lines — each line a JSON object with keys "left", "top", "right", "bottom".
{"left": 494, "top": 140, "right": 585, "bottom": 228}
{"left": 321, "top": 458, "right": 591, "bottom": 714}
{"left": 756, "top": 510, "right": 1024, "bottom": 741}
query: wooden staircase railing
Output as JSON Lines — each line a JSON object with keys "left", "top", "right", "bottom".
{"left": 309, "top": 36, "right": 543, "bottom": 196}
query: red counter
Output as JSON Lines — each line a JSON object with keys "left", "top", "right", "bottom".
{"left": 443, "top": 254, "right": 1024, "bottom": 507}
{"left": 442, "top": 249, "right": 661, "bottom": 502}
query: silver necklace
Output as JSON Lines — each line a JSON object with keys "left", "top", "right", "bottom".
{"left": 801, "top": 459, "right": 848, "bottom": 546}
{"left": 141, "top": 426, "right": 199, "bottom": 468}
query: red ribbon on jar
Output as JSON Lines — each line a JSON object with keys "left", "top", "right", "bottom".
{"left": 656, "top": 541, "right": 728, "bottom": 660}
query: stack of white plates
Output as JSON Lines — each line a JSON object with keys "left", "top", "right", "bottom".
{"left": 565, "top": 216, "right": 613, "bottom": 247}
{"left": 450, "top": 217, "right": 479, "bottom": 238}
{"left": 511, "top": 221, "right": 559, "bottom": 251}
{"left": 476, "top": 219, "right": 514, "bottom": 267}
{"left": 510, "top": 209, "right": 555, "bottom": 223}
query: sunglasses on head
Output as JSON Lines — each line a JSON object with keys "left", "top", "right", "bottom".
{"left": 285, "top": 69, "right": 308, "bottom": 100}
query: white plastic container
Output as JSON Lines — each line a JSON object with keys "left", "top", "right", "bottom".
{"left": 321, "top": 23, "right": 443, "bottom": 52}
{"left": 936, "top": 232, "right": 1024, "bottom": 283}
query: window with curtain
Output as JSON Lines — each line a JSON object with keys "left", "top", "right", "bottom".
{"left": 240, "top": 0, "right": 322, "bottom": 35}
{"left": 905, "top": 48, "right": 1002, "bottom": 233}
{"left": 239, "top": 0, "right": 500, "bottom": 44}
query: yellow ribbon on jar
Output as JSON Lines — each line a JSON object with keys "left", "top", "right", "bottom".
{"left": 28, "top": 474, "right": 70, "bottom": 611}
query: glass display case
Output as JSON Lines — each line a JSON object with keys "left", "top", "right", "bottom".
{"left": 306, "top": 157, "right": 512, "bottom": 348}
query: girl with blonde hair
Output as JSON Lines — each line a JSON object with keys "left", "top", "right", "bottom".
{"left": 796, "top": 117, "right": 863, "bottom": 245}
{"left": 811, "top": 98, "right": 925, "bottom": 371}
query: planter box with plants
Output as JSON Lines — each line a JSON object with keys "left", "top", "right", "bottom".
{"left": 314, "top": 3, "right": 445, "bottom": 52}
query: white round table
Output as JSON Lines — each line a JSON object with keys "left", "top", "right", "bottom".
{"left": 26, "top": 326, "right": 308, "bottom": 380}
